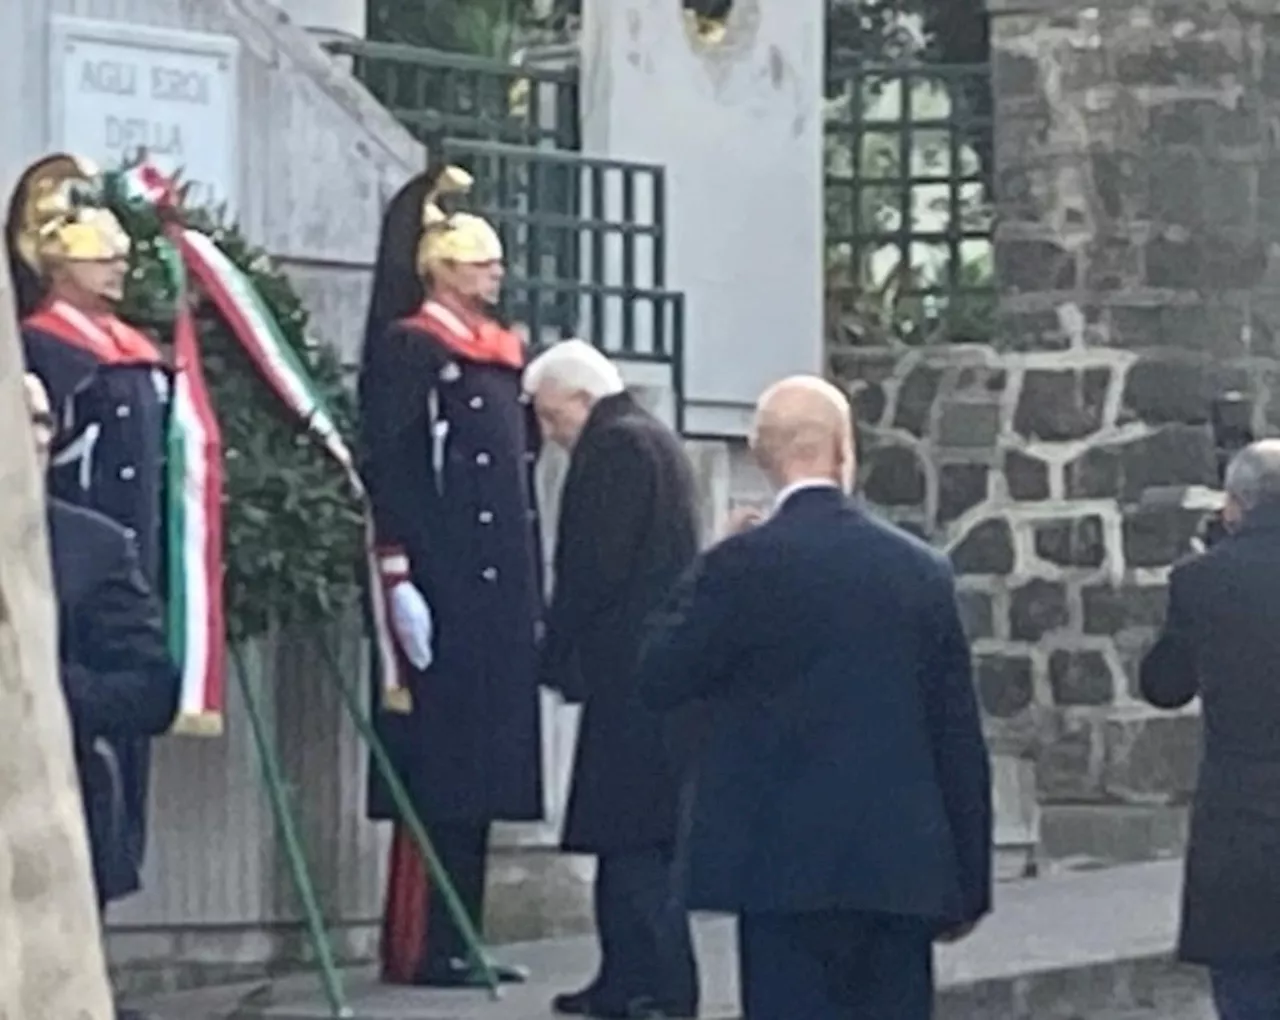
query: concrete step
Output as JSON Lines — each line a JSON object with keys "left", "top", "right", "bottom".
{"left": 133, "top": 860, "right": 1214, "bottom": 1020}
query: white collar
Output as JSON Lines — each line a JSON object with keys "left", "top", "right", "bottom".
{"left": 773, "top": 478, "right": 840, "bottom": 513}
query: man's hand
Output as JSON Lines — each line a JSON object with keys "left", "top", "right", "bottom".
{"left": 389, "top": 581, "right": 434, "bottom": 671}
{"left": 935, "top": 921, "right": 979, "bottom": 944}
{"left": 721, "top": 505, "right": 765, "bottom": 540}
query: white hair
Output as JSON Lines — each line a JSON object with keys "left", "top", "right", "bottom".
{"left": 522, "top": 338, "right": 624, "bottom": 399}
{"left": 1225, "top": 439, "right": 1280, "bottom": 512}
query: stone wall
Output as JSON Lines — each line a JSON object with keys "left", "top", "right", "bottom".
{"left": 832, "top": 0, "right": 1280, "bottom": 865}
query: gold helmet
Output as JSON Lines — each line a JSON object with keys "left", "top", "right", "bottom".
{"left": 416, "top": 165, "right": 503, "bottom": 277}
{"left": 8, "top": 153, "right": 131, "bottom": 274}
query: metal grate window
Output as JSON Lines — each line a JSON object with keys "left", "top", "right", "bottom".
{"left": 825, "top": 61, "right": 995, "bottom": 345}
{"left": 326, "top": 40, "right": 579, "bottom": 149}
{"left": 441, "top": 138, "right": 683, "bottom": 366}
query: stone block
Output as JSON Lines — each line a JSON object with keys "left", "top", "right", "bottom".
{"left": 1038, "top": 716, "right": 1103, "bottom": 802}
{"left": 1050, "top": 649, "right": 1114, "bottom": 706}
{"left": 1149, "top": 153, "right": 1255, "bottom": 231}
{"left": 486, "top": 847, "right": 595, "bottom": 942}
{"left": 1084, "top": 237, "right": 1143, "bottom": 292}
{"left": 861, "top": 444, "right": 927, "bottom": 506}
{"left": 1082, "top": 583, "right": 1168, "bottom": 636}
{"left": 936, "top": 402, "right": 1002, "bottom": 449}
{"left": 1120, "top": 354, "right": 1249, "bottom": 426}
{"left": 956, "top": 589, "right": 995, "bottom": 641}
{"left": 993, "top": 307, "right": 1071, "bottom": 352}
{"left": 938, "top": 463, "right": 990, "bottom": 524}
{"left": 1090, "top": 148, "right": 1149, "bottom": 223}
{"left": 1040, "top": 804, "right": 1189, "bottom": 866}
{"left": 1149, "top": 96, "right": 1261, "bottom": 152}
{"left": 975, "top": 653, "right": 1034, "bottom": 719}
{"left": 1102, "top": 713, "right": 1202, "bottom": 805}
{"left": 852, "top": 383, "right": 886, "bottom": 426}
{"left": 893, "top": 364, "right": 942, "bottom": 436}
{"left": 1123, "top": 505, "right": 1204, "bottom": 567}
{"left": 1065, "top": 425, "right": 1217, "bottom": 502}
{"left": 1015, "top": 368, "right": 1111, "bottom": 441}
{"left": 1034, "top": 516, "right": 1106, "bottom": 568}
{"left": 1115, "top": 34, "right": 1246, "bottom": 88}
{"left": 996, "top": 239, "right": 1078, "bottom": 294}
{"left": 1147, "top": 231, "right": 1268, "bottom": 293}
{"left": 992, "top": 50, "right": 1040, "bottom": 99}
{"left": 1009, "top": 579, "right": 1071, "bottom": 641}
{"left": 1005, "top": 450, "right": 1050, "bottom": 501}
{"left": 951, "top": 519, "right": 1015, "bottom": 576}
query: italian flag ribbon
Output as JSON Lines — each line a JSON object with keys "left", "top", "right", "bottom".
{"left": 170, "top": 230, "right": 406, "bottom": 713}
{"left": 123, "top": 163, "right": 406, "bottom": 722}
{"left": 152, "top": 234, "right": 227, "bottom": 735}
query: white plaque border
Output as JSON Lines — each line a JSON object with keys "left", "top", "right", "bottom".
{"left": 47, "top": 15, "right": 242, "bottom": 211}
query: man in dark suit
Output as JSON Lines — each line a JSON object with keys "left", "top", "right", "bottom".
{"left": 525, "top": 340, "right": 702, "bottom": 1019}
{"left": 1141, "top": 439, "right": 1280, "bottom": 1020}
{"left": 637, "top": 375, "right": 992, "bottom": 1020}
{"left": 26, "top": 372, "right": 179, "bottom": 959}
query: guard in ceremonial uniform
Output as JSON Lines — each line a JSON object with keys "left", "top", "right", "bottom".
{"left": 6, "top": 153, "right": 171, "bottom": 904}
{"left": 359, "top": 165, "right": 544, "bottom": 988}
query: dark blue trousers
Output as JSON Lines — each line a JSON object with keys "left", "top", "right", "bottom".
{"left": 592, "top": 845, "right": 699, "bottom": 1015}
{"left": 1211, "top": 958, "right": 1280, "bottom": 1020}
{"left": 738, "top": 910, "right": 934, "bottom": 1020}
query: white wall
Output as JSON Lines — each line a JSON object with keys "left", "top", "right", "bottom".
{"left": 579, "top": 0, "right": 826, "bottom": 438}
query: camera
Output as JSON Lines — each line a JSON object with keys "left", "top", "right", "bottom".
{"left": 1199, "top": 393, "right": 1255, "bottom": 550}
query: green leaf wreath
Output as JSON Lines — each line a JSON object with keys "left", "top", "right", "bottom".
{"left": 101, "top": 174, "right": 365, "bottom": 642}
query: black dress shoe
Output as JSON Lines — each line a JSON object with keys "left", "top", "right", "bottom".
{"left": 552, "top": 991, "right": 683, "bottom": 1019}
{"left": 417, "top": 956, "right": 529, "bottom": 988}
{"left": 552, "top": 986, "right": 597, "bottom": 1015}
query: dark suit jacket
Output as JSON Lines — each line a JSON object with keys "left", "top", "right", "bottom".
{"left": 49, "top": 499, "right": 180, "bottom": 903}
{"left": 638, "top": 487, "right": 992, "bottom": 927}
{"left": 1140, "top": 505, "right": 1280, "bottom": 963}
{"left": 541, "top": 392, "right": 702, "bottom": 853}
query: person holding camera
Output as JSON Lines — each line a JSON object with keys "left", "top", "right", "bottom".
{"left": 1141, "top": 438, "right": 1280, "bottom": 1020}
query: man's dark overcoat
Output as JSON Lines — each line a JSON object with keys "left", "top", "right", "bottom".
{"left": 21, "top": 310, "right": 171, "bottom": 893}
{"left": 49, "top": 499, "right": 180, "bottom": 904}
{"left": 359, "top": 309, "right": 545, "bottom": 826}
{"left": 1141, "top": 503, "right": 1280, "bottom": 964}
{"left": 637, "top": 489, "right": 993, "bottom": 929}
{"left": 541, "top": 392, "right": 701, "bottom": 854}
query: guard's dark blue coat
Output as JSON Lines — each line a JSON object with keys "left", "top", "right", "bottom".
{"left": 541, "top": 392, "right": 702, "bottom": 854}
{"left": 48, "top": 499, "right": 180, "bottom": 905}
{"left": 638, "top": 489, "right": 993, "bottom": 929}
{"left": 24, "top": 314, "right": 171, "bottom": 892}
{"left": 359, "top": 316, "right": 544, "bottom": 825}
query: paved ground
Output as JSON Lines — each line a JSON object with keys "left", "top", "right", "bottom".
{"left": 135, "top": 860, "right": 1214, "bottom": 1019}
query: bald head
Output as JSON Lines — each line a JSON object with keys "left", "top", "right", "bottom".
{"left": 751, "top": 376, "right": 855, "bottom": 490}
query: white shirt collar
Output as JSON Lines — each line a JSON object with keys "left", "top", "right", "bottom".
{"left": 773, "top": 478, "right": 840, "bottom": 513}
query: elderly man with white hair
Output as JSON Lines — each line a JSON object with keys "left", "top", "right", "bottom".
{"left": 1142, "top": 438, "right": 1280, "bottom": 1020}
{"left": 524, "top": 340, "right": 702, "bottom": 1019}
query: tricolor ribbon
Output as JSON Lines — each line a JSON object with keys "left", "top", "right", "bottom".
{"left": 121, "top": 163, "right": 407, "bottom": 716}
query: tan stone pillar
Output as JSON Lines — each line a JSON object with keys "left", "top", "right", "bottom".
{"left": 0, "top": 243, "right": 113, "bottom": 1018}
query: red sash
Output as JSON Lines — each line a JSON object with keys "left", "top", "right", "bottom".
{"left": 400, "top": 300, "right": 524, "bottom": 370}
{"left": 25, "top": 300, "right": 163, "bottom": 366}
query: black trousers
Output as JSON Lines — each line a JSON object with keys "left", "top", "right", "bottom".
{"left": 381, "top": 819, "right": 489, "bottom": 982}
{"left": 738, "top": 909, "right": 933, "bottom": 1020}
{"left": 591, "top": 845, "right": 699, "bottom": 1014}
{"left": 422, "top": 821, "right": 489, "bottom": 971}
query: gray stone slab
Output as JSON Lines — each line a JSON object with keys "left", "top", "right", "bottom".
{"left": 135, "top": 861, "right": 1204, "bottom": 1019}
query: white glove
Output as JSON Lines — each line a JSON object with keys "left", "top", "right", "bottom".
{"left": 389, "top": 581, "right": 434, "bottom": 671}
